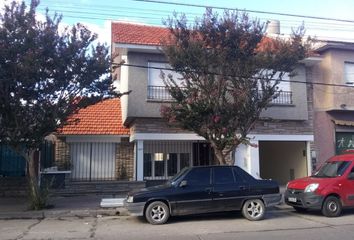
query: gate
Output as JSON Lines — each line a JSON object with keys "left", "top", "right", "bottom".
{"left": 0, "top": 144, "right": 26, "bottom": 177}
{"left": 70, "top": 142, "right": 116, "bottom": 181}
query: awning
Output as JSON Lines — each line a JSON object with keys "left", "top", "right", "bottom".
{"left": 328, "top": 110, "right": 354, "bottom": 127}
{"left": 333, "top": 119, "right": 354, "bottom": 127}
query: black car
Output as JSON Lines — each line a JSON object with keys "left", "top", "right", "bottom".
{"left": 124, "top": 165, "right": 281, "bottom": 224}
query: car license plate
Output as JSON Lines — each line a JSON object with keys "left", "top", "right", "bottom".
{"left": 288, "top": 197, "right": 297, "bottom": 203}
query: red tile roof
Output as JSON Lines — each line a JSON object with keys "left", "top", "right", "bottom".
{"left": 112, "top": 22, "right": 314, "bottom": 59}
{"left": 58, "top": 98, "right": 129, "bottom": 135}
{"left": 112, "top": 22, "right": 169, "bottom": 45}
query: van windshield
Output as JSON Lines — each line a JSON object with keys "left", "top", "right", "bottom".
{"left": 313, "top": 161, "right": 351, "bottom": 178}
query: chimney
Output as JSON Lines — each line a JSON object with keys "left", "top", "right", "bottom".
{"left": 266, "top": 20, "right": 280, "bottom": 35}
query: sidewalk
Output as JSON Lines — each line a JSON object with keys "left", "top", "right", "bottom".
{"left": 0, "top": 195, "right": 129, "bottom": 220}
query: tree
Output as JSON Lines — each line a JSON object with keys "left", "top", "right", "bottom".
{"left": 0, "top": 0, "right": 121, "bottom": 209}
{"left": 161, "top": 9, "right": 310, "bottom": 165}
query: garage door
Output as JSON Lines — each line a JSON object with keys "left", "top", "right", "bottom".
{"left": 70, "top": 142, "right": 116, "bottom": 181}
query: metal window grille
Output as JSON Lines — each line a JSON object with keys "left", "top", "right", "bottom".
{"left": 147, "top": 86, "right": 293, "bottom": 105}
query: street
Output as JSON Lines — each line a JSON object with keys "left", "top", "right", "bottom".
{"left": 2, "top": 206, "right": 354, "bottom": 240}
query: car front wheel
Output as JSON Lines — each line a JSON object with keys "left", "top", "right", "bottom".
{"left": 242, "top": 199, "right": 265, "bottom": 221}
{"left": 322, "top": 196, "right": 342, "bottom": 217}
{"left": 145, "top": 201, "right": 170, "bottom": 225}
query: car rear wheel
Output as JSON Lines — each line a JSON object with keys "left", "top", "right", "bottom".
{"left": 145, "top": 201, "right": 170, "bottom": 225}
{"left": 242, "top": 199, "right": 265, "bottom": 221}
{"left": 322, "top": 196, "right": 342, "bottom": 217}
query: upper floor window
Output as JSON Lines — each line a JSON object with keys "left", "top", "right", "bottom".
{"left": 259, "top": 71, "right": 292, "bottom": 105}
{"left": 272, "top": 72, "right": 290, "bottom": 92}
{"left": 344, "top": 62, "right": 354, "bottom": 85}
{"left": 147, "top": 62, "right": 182, "bottom": 101}
{"left": 147, "top": 63, "right": 293, "bottom": 105}
{"left": 272, "top": 72, "right": 292, "bottom": 105}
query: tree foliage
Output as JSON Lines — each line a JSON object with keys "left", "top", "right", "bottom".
{"left": 0, "top": 0, "right": 119, "bottom": 208}
{"left": 161, "top": 9, "right": 310, "bottom": 165}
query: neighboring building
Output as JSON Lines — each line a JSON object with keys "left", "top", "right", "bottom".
{"left": 112, "top": 22, "right": 317, "bottom": 185}
{"left": 56, "top": 98, "right": 133, "bottom": 181}
{"left": 313, "top": 41, "right": 354, "bottom": 166}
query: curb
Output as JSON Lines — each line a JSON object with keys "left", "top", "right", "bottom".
{"left": 0, "top": 207, "right": 129, "bottom": 220}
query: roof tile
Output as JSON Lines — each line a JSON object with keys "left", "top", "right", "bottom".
{"left": 58, "top": 98, "right": 129, "bottom": 135}
{"left": 112, "top": 22, "right": 169, "bottom": 45}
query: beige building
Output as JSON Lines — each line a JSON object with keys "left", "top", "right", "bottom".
{"left": 112, "top": 22, "right": 317, "bottom": 185}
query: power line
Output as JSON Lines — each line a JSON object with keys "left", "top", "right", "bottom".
{"left": 34, "top": 4, "right": 354, "bottom": 40}
{"left": 37, "top": 9, "right": 354, "bottom": 41}
{"left": 116, "top": 63, "right": 354, "bottom": 89}
{"left": 132, "top": 0, "right": 354, "bottom": 24}
{"left": 38, "top": 4, "right": 354, "bottom": 30}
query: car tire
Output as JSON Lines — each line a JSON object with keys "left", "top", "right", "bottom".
{"left": 242, "top": 199, "right": 265, "bottom": 221}
{"left": 145, "top": 201, "right": 170, "bottom": 225}
{"left": 322, "top": 196, "right": 342, "bottom": 217}
{"left": 293, "top": 206, "right": 307, "bottom": 212}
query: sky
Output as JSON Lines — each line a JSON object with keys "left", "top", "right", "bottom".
{"left": 6, "top": 0, "right": 354, "bottom": 45}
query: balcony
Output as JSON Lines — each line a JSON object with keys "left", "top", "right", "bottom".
{"left": 147, "top": 86, "right": 293, "bottom": 105}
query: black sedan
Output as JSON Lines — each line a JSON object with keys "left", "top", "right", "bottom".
{"left": 124, "top": 165, "right": 281, "bottom": 224}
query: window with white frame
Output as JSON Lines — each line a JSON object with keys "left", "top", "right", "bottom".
{"left": 344, "top": 62, "right": 354, "bottom": 85}
{"left": 271, "top": 72, "right": 290, "bottom": 92}
{"left": 143, "top": 141, "right": 192, "bottom": 180}
{"left": 258, "top": 71, "right": 292, "bottom": 105}
{"left": 143, "top": 152, "right": 191, "bottom": 179}
{"left": 147, "top": 62, "right": 183, "bottom": 100}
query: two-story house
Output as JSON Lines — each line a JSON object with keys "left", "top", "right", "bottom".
{"left": 313, "top": 41, "right": 354, "bottom": 166}
{"left": 112, "top": 22, "right": 317, "bottom": 185}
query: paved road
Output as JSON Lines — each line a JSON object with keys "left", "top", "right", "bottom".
{"left": 2, "top": 207, "right": 354, "bottom": 240}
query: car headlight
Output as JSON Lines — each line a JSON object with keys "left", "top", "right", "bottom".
{"left": 304, "top": 183, "right": 319, "bottom": 193}
{"left": 126, "top": 196, "right": 134, "bottom": 203}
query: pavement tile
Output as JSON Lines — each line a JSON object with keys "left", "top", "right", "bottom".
{"left": 0, "top": 195, "right": 129, "bottom": 220}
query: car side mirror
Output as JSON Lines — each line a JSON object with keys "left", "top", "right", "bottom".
{"left": 179, "top": 180, "right": 188, "bottom": 187}
{"left": 348, "top": 172, "right": 354, "bottom": 180}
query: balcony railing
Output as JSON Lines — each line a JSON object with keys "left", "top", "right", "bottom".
{"left": 147, "top": 86, "right": 293, "bottom": 105}
{"left": 270, "top": 91, "right": 293, "bottom": 105}
{"left": 147, "top": 86, "right": 175, "bottom": 101}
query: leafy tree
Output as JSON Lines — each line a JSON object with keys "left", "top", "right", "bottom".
{"left": 161, "top": 9, "right": 310, "bottom": 165}
{"left": 0, "top": 0, "right": 122, "bottom": 209}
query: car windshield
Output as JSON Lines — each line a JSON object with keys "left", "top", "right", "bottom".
{"left": 313, "top": 161, "right": 351, "bottom": 178}
{"left": 167, "top": 167, "right": 190, "bottom": 185}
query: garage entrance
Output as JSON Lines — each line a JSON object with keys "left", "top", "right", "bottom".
{"left": 259, "top": 141, "right": 308, "bottom": 185}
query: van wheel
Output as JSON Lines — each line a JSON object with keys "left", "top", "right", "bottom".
{"left": 322, "top": 196, "right": 342, "bottom": 217}
{"left": 145, "top": 201, "right": 170, "bottom": 225}
{"left": 242, "top": 199, "right": 265, "bottom": 221}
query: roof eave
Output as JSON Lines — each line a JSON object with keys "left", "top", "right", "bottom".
{"left": 299, "top": 56, "right": 323, "bottom": 66}
{"left": 58, "top": 135, "right": 130, "bottom": 143}
{"left": 114, "top": 43, "right": 162, "bottom": 53}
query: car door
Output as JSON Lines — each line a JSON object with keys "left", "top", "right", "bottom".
{"left": 342, "top": 164, "right": 354, "bottom": 206}
{"left": 173, "top": 167, "right": 213, "bottom": 215}
{"left": 212, "top": 167, "right": 249, "bottom": 212}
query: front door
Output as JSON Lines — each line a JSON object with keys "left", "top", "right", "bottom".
{"left": 193, "top": 142, "right": 214, "bottom": 166}
{"left": 173, "top": 167, "right": 213, "bottom": 215}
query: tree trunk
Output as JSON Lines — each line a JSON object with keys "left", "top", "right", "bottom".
{"left": 214, "top": 148, "right": 227, "bottom": 165}
{"left": 25, "top": 150, "right": 45, "bottom": 210}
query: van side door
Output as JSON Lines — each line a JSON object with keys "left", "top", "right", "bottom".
{"left": 343, "top": 164, "right": 354, "bottom": 206}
